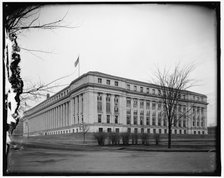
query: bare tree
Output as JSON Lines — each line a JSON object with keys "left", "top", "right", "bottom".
{"left": 154, "top": 64, "right": 195, "bottom": 148}
{"left": 3, "top": 3, "right": 76, "bottom": 172}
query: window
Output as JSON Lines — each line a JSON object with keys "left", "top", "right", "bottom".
{"left": 140, "top": 111, "right": 144, "bottom": 125}
{"left": 153, "top": 129, "right": 156, "bottom": 134}
{"left": 159, "top": 129, "right": 161, "bottom": 134}
{"left": 197, "top": 121, "right": 199, "bottom": 127}
{"left": 116, "top": 128, "right": 119, "bottom": 133}
{"left": 141, "top": 128, "right": 144, "bottom": 134}
{"left": 146, "top": 111, "right": 150, "bottom": 125}
{"left": 184, "top": 130, "right": 187, "bottom": 134}
{"left": 183, "top": 120, "right": 186, "bottom": 127}
{"left": 178, "top": 121, "right": 182, "bottom": 127}
{"left": 107, "top": 128, "right": 111, "bottom": 133}
{"left": 126, "top": 98, "right": 131, "bottom": 108}
{"left": 106, "top": 80, "right": 110, "bottom": 85}
{"left": 158, "top": 112, "right": 162, "bottom": 126}
{"left": 127, "top": 84, "right": 130, "bottom": 90}
{"left": 140, "top": 100, "right": 144, "bottom": 108}
{"left": 163, "top": 117, "right": 167, "bottom": 127}
{"left": 180, "top": 130, "right": 182, "bottom": 134}
{"left": 152, "top": 112, "right": 156, "bottom": 125}
{"left": 133, "top": 99, "right": 138, "bottom": 108}
{"left": 134, "top": 85, "right": 137, "bottom": 91}
{"left": 146, "top": 101, "right": 150, "bottom": 109}
{"left": 97, "top": 93, "right": 102, "bottom": 112}
{"left": 98, "top": 114, "right": 102, "bottom": 123}
{"left": 127, "top": 110, "right": 131, "bottom": 124}
{"left": 107, "top": 115, "right": 110, "bottom": 123}
{"left": 164, "top": 129, "right": 167, "bottom": 134}
{"left": 114, "top": 95, "right": 119, "bottom": 113}
{"left": 115, "top": 115, "right": 118, "bottom": 124}
{"left": 127, "top": 128, "right": 131, "bottom": 133}
{"left": 134, "top": 128, "right": 138, "bottom": 134}
{"left": 98, "top": 78, "right": 102, "bottom": 84}
{"left": 115, "top": 81, "right": 118, "bottom": 86}
{"left": 174, "top": 130, "right": 177, "bottom": 134}
{"left": 134, "top": 110, "right": 138, "bottom": 125}
{"left": 152, "top": 102, "right": 156, "bottom": 110}
{"left": 99, "top": 128, "right": 103, "bottom": 132}
{"left": 147, "top": 129, "right": 150, "bottom": 134}
{"left": 146, "top": 88, "right": 149, "bottom": 94}
{"left": 106, "top": 94, "right": 111, "bottom": 113}
{"left": 158, "top": 102, "right": 161, "bottom": 110}
{"left": 140, "top": 87, "right": 143, "bottom": 92}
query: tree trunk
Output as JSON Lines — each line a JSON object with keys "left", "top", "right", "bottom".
{"left": 168, "top": 124, "right": 172, "bottom": 148}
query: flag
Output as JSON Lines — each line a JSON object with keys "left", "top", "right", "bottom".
{"left": 74, "top": 56, "right": 79, "bottom": 67}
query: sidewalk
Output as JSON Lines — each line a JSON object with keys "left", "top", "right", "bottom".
{"left": 11, "top": 138, "right": 216, "bottom": 153}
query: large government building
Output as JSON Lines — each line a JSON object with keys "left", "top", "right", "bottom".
{"left": 23, "top": 71, "right": 208, "bottom": 136}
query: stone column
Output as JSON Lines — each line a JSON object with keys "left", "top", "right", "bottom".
{"left": 102, "top": 93, "right": 106, "bottom": 123}
{"left": 70, "top": 98, "right": 75, "bottom": 125}
{"left": 111, "top": 94, "right": 115, "bottom": 124}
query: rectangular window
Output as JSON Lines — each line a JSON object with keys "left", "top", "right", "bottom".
{"left": 134, "top": 85, "right": 137, "bottom": 91}
{"left": 134, "top": 110, "right": 138, "bottom": 125}
{"left": 147, "top": 129, "right": 150, "bottom": 134}
{"left": 99, "top": 128, "right": 103, "bottom": 132}
{"left": 106, "top": 94, "right": 111, "bottom": 113}
{"left": 174, "top": 130, "right": 177, "bottom": 134}
{"left": 127, "top": 84, "right": 130, "bottom": 90}
{"left": 184, "top": 130, "right": 187, "bottom": 134}
{"left": 158, "top": 102, "right": 161, "bottom": 110}
{"left": 178, "top": 121, "right": 182, "bottom": 127}
{"left": 153, "top": 129, "right": 156, "bottom": 134}
{"left": 107, "top": 128, "right": 111, "bottom": 132}
{"left": 115, "top": 81, "right": 118, "bottom": 86}
{"left": 152, "top": 112, "right": 156, "bottom": 125}
{"left": 183, "top": 120, "right": 186, "bottom": 127}
{"left": 116, "top": 128, "right": 119, "bottom": 133}
{"left": 127, "top": 128, "right": 131, "bottom": 133}
{"left": 140, "top": 111, "right": 144, "bottom": 125}
{"left": 146, "top": 101, "right": 150, "bottom": 109}
{"left": 98, "top": 114, "right": 102, "bottom": 123}
{"left": 114, "top": 95, "right": 119, "bottom": 113}
{"left": 126, "top": 98, "right": 131, "bottom": 108}
{"left": 146, "top": 88, "right": 149, "bottom": 94}
{"left": 115, "top": 115, "right": 118, "bottom": 124}
{"left": 133, "top": 99, "right": 138, "bottom": 108}
{"left": 180, "top": 130, "right": 182, "bottom": 134}
{"left": 140, "top": 100, "right": 144, "bottom": 108}
{"left": 107, "top": 115, "right": 110, "bottom": 123}
{"left": 127, "top": 115, "right": 131, "bottom": 125}
{"left": 159, "top": 129, "right": 161, "bottom": 134}
{"left": 106, "top": 80, "right": 110, "bottom": 85}
{"left": 97, "top": 93, "right": 102, "bottom": 112}
{"left": 146, "top": 113, "right": 150, "bottom": 125}
{"left": 98, "top": 78, "right": 102, "bottom": 84}
{"left": 158, "top": 112, "right": 162, "bottom": 126}
{"left": 152, "top": 102, "right": 156, "bottom": 110}
{"left": 134, "top": 128, "right": 138, "bottom": 134}
{"left": 141, "top": 128, "right": 144, "bottom": 133}
{"left": 140, "top": 87, "right": 143, "bottom": 92}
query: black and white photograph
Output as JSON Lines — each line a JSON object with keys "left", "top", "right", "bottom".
{"left": 3, "top": 2, "right": 221, "bottom": 176}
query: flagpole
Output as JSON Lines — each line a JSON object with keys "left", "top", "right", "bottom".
{"left": 79, "top": 58, "right": 80, "bottom": 77}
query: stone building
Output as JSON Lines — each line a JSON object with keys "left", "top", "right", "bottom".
{"left": 23, "top": 71, "right": 208, "bottom": 136}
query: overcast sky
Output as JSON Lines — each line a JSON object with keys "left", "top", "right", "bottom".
{"left": 18, "top": 4, "right": 217, "bottom": 126}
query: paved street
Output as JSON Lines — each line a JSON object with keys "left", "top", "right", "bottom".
{"left": 8, "top": 146, "right": 216, "bottom": 174}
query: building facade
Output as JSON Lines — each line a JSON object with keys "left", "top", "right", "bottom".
{"left": 23, "top": 71, "right": 208, "bottom": 136}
